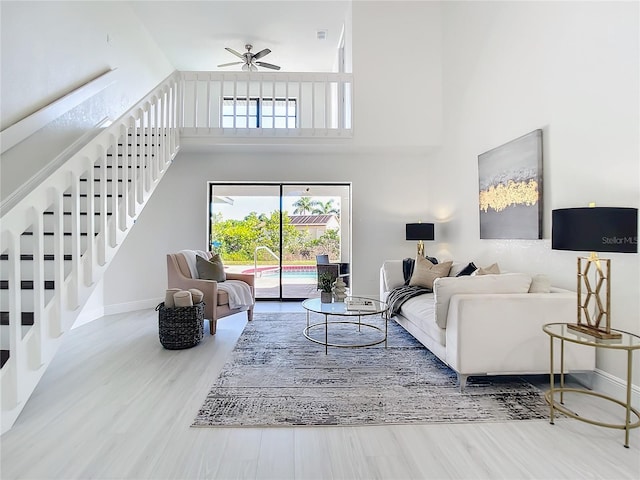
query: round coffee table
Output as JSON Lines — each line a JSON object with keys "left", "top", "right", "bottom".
{"left": 301, "top": 296, "right": 389, "bottom": 354}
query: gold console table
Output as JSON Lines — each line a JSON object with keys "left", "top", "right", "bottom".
{"left": 542, "top": 323, "right": 640, "bottom": 448}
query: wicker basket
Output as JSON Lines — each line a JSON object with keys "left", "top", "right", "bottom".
{"left": 156, "top": 301, "right": 205, "bottom": 349}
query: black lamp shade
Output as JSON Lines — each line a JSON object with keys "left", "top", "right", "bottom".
{"left": 552, "top": 207, "right": 638, "bottom": 253}
{"left": 406, "top": 223, "right": 435, "bottom": 241}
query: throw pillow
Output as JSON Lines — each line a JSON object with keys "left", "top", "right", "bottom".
{"left": 529, "top": 274, "right": 551, "bottom": 293}
{"left": 409, "top": 255, "right": 452, "bottom": 289}
{"left": 455, "top": 262, "right": 477, "bottom": 277}
{"left": 473, "top": 263, "right": 500, "bottom": 276}
{"left": 196, "top": 254, "right": 226, "bottom": 282}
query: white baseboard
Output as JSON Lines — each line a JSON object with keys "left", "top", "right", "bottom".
{"left": 591, "top": 368, "right": 640, "bottom": 410}
{"left": 104, "top": 298, "right": 162, "bottom": 316}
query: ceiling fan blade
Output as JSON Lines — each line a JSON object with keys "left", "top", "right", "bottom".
{"left": 256, "top": 62, "right": 281, "bottom": 71}
{"left": 252, "top": 48, "right": 271, "bottom": 60}
{"left": 217, "top": 61, "right": 244, "bottom": 67}
{"left": 225, "top": 47, "right": 245, "bottom": 59}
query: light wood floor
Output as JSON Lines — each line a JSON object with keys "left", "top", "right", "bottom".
{"left": 1, "top": 303, "right": 639, "bottom": 480}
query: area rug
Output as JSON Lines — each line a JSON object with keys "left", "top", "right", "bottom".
{"left": 192, "top": 312, "right": 550, "bottom": 427}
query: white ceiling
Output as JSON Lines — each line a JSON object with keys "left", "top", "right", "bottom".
{"left": 130, "top": 1, "right": 351, "bottom": 72}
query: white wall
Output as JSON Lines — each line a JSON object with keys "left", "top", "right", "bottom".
{"left": 0, "top": 1, "right": 174, "bottom": 203}
{"left": 103, "top": 1, "right": 445, "bottom": 307}
{"left": 430, "top": 1, "right": 639, "bottom": 383}
{"left": 351, "top": 1, "right": 442, "bottom": 147}
{"left": 101, "top": 0, "right": 638, "bottom": 386}
{"left": 103, "top": 148, "right": 434, "bottom": 308}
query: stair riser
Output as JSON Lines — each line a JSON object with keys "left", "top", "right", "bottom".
{"left": 42, "top": 213, "right": 112, "bottom": 233}
{"left": 62, "top": 196, "right": 117, "bottom": 213}
{"left": 18, "top": 235, "right": 89, "bottom": 256}
{"left": 78, "top": 178, "right": 134, "bottom": 197}
{"left": 0, "top": 259, "right": 73, "bottom": 282}
{"left": 0, "top": 290, "right": 55, "bottom": 312}
{"left": 0, "top": 325, "right": 34, "bottom": 350}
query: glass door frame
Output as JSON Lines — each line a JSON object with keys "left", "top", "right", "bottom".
{"left": 208, "top": 181, "right": 352, "bottom": 301}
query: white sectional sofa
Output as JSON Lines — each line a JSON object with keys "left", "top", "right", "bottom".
{"left": 380, "top": 260, "right": 595, "bottom": 389}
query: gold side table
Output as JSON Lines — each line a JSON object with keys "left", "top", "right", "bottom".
{"left": 543, "top": 323, "right": 640, "bottom": 448}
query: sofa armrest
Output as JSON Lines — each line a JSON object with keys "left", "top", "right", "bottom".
{"left": 380, "top": 260, "right": 405, "bottom": 300}
{"left": 444, "top": 292, "right": 595, "bottom": 375}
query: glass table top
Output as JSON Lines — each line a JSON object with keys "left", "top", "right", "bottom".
{"left": 543, "top": 323, "right": 640, "bottom": 350}
{"left": 302, "top": 296, "right": 387, "bottom": 316}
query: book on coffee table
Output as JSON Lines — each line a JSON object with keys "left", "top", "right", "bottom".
{"left": 345, "top": 298, "right": 377, "bottom": 312}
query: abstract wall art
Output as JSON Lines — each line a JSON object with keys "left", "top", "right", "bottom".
{"left": 478, "top": 129, "right": 543, "bottom": 239}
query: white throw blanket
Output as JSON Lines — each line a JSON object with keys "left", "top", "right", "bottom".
{"left": 178, "top": 249, "right": 209, "bottom": 279}
{"left": 178, "top": 249, "right": 254, "bottom": 310}
{"left": 217, "top": 280, "right": 254, "bottom": 310}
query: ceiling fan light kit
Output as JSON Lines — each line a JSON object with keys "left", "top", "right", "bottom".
{"left": 217, "top": 44, "right": 281, "bottom": 71}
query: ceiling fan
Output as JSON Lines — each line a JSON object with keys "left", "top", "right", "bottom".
{"left": 217, "top": 44, "right": 281, "bottom": 71}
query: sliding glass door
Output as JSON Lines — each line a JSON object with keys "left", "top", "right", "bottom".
{"left": 209, "top": 183, "right": 351, "bottom": 300}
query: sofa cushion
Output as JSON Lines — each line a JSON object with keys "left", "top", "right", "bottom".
{"left": 473, "top": 263, "right": 501, "bottom": 275}
{"left": 409, "top": 256, "right": 452, "bottom": 289}
{"left": 196, "top": 254, "right": 227, "bottom": 282}
{"left": 448, "top": 262, "right": 466, "bottom": 277}
{"left": 529, "top": 274, "right": 551, "bottom": 293}
{"left": 217, "top": 290, "right": 229, "bottom": 306}
{"left": 382, "top": 260, "right": 405, "bottom": 290}
{"left": 433, "top": 273, "right": 532, "bottom": 328}
{"left": 400, "top": 294, "right": 446, "bottom": 347}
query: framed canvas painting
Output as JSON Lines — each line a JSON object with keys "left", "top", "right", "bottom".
{"left": 478, "top": 129, "right": 543, "bottom": 239}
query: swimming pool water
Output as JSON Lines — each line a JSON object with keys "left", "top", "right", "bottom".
{"left": 242, "top": 266, "right": 318, "bottom": 279}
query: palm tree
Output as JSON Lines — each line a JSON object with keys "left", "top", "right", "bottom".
{"left": 311, "top": 199, "right": 340, "bottom": 216}
{"left": 292, "top": 196, "right": 315, "bottom": 214}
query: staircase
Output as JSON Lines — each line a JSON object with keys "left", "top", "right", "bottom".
{"left": 0, "top": 72, "right": 181, "bottom": 434}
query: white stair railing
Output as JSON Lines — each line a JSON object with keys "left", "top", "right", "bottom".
{"left": 0, "top": 71, "right": 181, "bottom": 434}
{"left": 0, "top": 69, "right": 353, "bottom": 435}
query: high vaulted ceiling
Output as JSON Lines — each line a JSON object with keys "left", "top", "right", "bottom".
{"left": 130, "top": 1, "right": 351, "bottom": 72}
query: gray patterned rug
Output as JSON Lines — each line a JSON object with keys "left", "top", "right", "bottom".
{"left": 192, "top": 312, "right": 550, "bottom": 427}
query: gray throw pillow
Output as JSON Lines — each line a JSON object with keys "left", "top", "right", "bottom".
{"left": 196, "top": 254, "right": 226, "bottom": 282}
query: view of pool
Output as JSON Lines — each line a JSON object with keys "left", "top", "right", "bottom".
{"left": 241, "top": 266, "right": 317, "bottom": 279}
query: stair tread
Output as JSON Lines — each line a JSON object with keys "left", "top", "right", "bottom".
{"left": 0, "top": 254, "right": 72, "bottom": 261}
{"left": 79, "top": 178, "right": 132, "bottom": 182}
{"left": 63, "top": 194, "right": 123, "bottom": 198}
{"left": 43, "top": 211, "right": 112, "bottom": 216}
{"left": 21, "top": 232, "right": 96, "bottom": 236}
{"left": 0, "top": 280, "right": 55, "bottom": 290}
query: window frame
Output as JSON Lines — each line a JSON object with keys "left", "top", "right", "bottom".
{"left": 221, "top": 97, "right": 298, "bottom": 129}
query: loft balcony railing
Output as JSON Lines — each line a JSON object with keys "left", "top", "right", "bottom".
{"left": 179, "top": 71, "right": 353, "bottom": 139}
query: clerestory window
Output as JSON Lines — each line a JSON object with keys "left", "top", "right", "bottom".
{"left": 222, "top": 97, "right": 297, "bottom": 128}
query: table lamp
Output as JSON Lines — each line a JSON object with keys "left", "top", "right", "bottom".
{"left": 552, "top": 206, "right": 638, "bottom": 339}
{"left": 406, "top": 223, "right": 435, "bottom": 257}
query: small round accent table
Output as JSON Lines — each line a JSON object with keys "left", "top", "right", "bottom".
{"left": 302, "top": 297, "right": 388, "bottom": 354}
{"left": 542, "top": 323, "right": 640, "bottom": 448}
